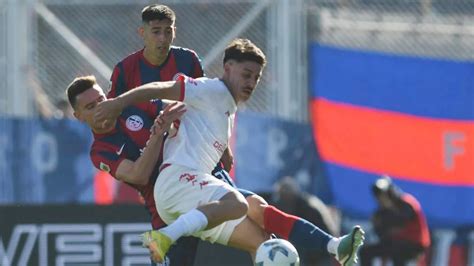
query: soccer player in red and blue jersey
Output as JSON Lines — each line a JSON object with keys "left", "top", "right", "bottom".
{"left": 67, "top": 75, "right": 188, "bottom": 266}
{"left": 106, "top": 5, "right": 218, "bottom": 265}
{"left": 107, "top": 4, "right": 202, "bottom": 104}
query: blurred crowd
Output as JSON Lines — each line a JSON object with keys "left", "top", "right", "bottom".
{"left": 269, "top": 175, "right": 431, "bottom": 266}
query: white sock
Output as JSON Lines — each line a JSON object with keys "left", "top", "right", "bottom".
{"left": 159, "top": 209, "right": 208, "bottom": 242}
{"left": 327, "top": 237, "right": 339, "bottom": 256}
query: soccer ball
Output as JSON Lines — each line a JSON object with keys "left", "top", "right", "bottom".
{"left": 255, "top": 239, "right": 300, "bottom": 266}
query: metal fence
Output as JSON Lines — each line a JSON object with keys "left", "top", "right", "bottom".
{"left": 308, "top": 0, "right": 474, "bottom": 60}
{"left": 34, "top": 1, "right": 271, "bottom": 101}
{"left": 0, "top": 1, "right": 284, "bottom": 117}
{"left": 1, "top": 0, "right": 473, "bottom": 119}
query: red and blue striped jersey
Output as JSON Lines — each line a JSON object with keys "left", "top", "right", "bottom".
{"left": 90, "top": 101, "right": 166, "bottom": 229}
{"left": 108, "top": 46, "right": 204, "bottom": 99}
{"left": 100, "top": 46, "right": 204, "bottom": 229}
{"left": 99, "top": 46, "right": 204, "bottom": 229}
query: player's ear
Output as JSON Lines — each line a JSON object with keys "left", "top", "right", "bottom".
{"left": 73, "top": 110, "right": 82, "bottom": 121}
{"left": 138, "top": 25, "right": 145, "bottom": 38}
{"left": 223, "top": 61, "right": 232, "bottom": 73}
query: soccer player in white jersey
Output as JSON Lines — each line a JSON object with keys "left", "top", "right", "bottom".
{"left": 94, "top": 38, "right": 364, "bottom": 265}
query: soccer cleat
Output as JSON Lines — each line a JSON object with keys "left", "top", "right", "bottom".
{"left": 141, "top": 230, "right": 173, "bottom": 263}
{"left": 336, "top": 225, "right": 365, "bottom": 266}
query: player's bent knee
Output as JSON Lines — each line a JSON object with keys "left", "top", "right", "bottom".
{"left": 221, "top": 190, "right": 249, "bottom": 219}
{"left": 246, "top": 195, "right": 268, "bottom": 228}
{"left": 235, "top": 194, "right": 249, "bottom": 218}
{"left": 246, "top": 194, "right": 268, "bottom": 208}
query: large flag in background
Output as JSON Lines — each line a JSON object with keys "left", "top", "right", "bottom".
{"left": 310, "top": 44, "right": 474, "bottom": 228}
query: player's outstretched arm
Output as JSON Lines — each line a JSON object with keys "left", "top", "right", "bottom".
{"left": 94, "top": 80, "right": 181, "bottom": 124}
{"left": 115, "top": 102, "right": 186, "bottom": 185}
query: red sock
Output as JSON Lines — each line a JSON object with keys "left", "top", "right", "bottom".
{"left": 263, "top": 205, "right": 298, "bottom": 239}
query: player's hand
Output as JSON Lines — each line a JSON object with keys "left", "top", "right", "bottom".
{"left": 151, "top": 102, "right": 186, "bottom": 136}
{"left": 94, "top": 98, "right": 123, "bottom": 127}
{"left": 220, "top": 147, "right": 234, "bottom": 172}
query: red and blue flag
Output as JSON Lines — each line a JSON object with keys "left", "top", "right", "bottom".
{"left": 310, "top": 44, "right": 474, "bottom": 227}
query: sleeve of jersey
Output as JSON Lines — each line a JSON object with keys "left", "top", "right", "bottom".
{"left": 180, "top": 77, "right": 217, "bottom": 109}
{"left": 191, "top": 51, "right": 204, "bottom": 78}
{"left": 90, "top": 146, "right": 125, "bottom": 178}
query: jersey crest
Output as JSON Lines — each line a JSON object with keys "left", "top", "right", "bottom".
{"left": 126, "top": 115, "right": 144, "bottom": 131}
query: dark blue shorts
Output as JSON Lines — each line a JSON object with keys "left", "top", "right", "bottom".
{"left": 212, "top": 165, "right": 255, "bottom": 198}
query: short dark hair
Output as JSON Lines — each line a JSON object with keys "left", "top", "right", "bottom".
{"left": 223, "top": 38, "right": 266, "bottom": 66}
{"left": 66, "top": 75, "right": 97, "bottom": 109}
{"left": 141, "top": 4, "right": 176, "bottom": 24}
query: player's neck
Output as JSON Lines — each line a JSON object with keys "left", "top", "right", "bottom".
{"left": 220, "top": 77, "right": 239, "bottom": 105}
{"left": 143, "top": 48, "right": 168, "bottom": 66}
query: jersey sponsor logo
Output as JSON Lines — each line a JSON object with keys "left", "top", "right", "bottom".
{"left": 225, "top": 111, "right": 230, "bottom": 117}
{"left": 116, "top": 143, "right": 125, "bottom": 155}
{"left": 126, "top": 115, "right": 144, "bottom": 131}
{"left": 213, "top": 141, "right": 226, "bottom": 153}
{"left": 99, "top": 162, "right": 111, "bottom": 172}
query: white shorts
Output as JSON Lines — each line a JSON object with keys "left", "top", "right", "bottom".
{"left": 154, "top": 164, "right": 244, "bottom": 245}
